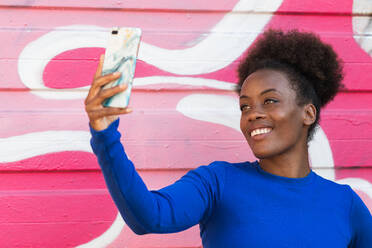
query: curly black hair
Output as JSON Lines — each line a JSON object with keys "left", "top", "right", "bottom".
{"left": 236, "top": 29, "right": 344, "bottom": 141}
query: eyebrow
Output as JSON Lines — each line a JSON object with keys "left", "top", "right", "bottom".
{"left": 239, "top": 88, "right": 279, "bottom": 99}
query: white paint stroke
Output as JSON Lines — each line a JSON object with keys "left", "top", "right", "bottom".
{"left": 138, "top": 0, "right": 283, "bottom": 75}
{"left": 28, "top": 76, "right": 237, "bottom": 99}
{"left": 18, "top": 0, "right": 283, "bottom": 98}
{"left": 177, "top": 93, "right": 241, "bottom": 131}
{"left": 30, "top": 89, "right": 89, "bottom": 100}
{"left": 26, "top": 76, "right": 228, "bottom": 100}
{"left": 76, "top": 212, "right": 125, "bottom": 248}
{"left": 176, "top": 93, "right": 335, "bottom": 180}
{"left": 0, "top": 131, "right": 92, "bottom": 163}
{"left": 352, "top": 0, "right": 372, "bottom": 15}
{"left": 353, "top": 0, "right": 372, "bottom": 56}
{"left": 308, "top": 126, "right": 335, "bottom": 179}
{"left": 18, "top": 25, "right": 108, "bottom": 92}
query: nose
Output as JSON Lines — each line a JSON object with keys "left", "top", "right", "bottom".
{"left": 247, "top": 106, "right": 266, "bottom": 121}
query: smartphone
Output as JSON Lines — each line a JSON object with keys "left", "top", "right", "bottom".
{"left": 101, "top": 27, "right": 142, "bottom": 108}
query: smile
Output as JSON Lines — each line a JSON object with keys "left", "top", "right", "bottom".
{"left": 250, "top": 128, "right": 272, "bottom": 137}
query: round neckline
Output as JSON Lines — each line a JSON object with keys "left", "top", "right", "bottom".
{"left": 252, "top": 160, "right": 316, "bottom": 187}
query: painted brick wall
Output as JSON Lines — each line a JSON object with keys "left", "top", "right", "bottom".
{"left": 0, "top": 0, "right": 371, "bottom": 247}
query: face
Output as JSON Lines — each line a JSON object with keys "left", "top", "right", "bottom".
{"left": 239, "top": 69, "right": 309, "bottom": 159}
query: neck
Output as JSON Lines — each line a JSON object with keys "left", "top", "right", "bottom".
{"left": 258, "top": 142, "right": 311, "bottom": 178}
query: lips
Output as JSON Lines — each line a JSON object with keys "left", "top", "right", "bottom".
{"left": 246, "top": 125, "right": 273, "bottom": 141}
{"left": 250, "top": 128, "right": 273, "bottom": 137}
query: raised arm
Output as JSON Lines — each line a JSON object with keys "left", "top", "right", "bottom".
{"left": 85, "top": 55, "right": 225, "bottom": 234}
{"left": 90, "top": 119, "right": 225, "bottom": 234}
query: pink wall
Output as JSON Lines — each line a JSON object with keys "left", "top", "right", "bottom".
{"left": 1, "top": 0, "right": 371, "bottom": 247}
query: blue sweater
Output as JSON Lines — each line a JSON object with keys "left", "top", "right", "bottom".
{"left": 90, "top": 119, "right": 372, "bottom": 247}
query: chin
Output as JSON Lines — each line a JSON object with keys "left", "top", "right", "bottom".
{"left": 250, "top": 146, "right": 283, "bottom": 160}
{"left": 251, "top": 149, "right": 271, "bottom": 159}
{"left": 253, "top": 152, "right": 271, "bottom": 160}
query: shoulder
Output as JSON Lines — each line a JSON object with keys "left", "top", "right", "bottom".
{"left": 314, "top": 173, "right": 351, "bottom": 194}
{"left": 310, "top": 173, "right": 356, "bottom": 208}
{"left": 347, "top": 185, "right": 371, "bottom": 218}
{"left": 346, "top": 184, "right": 372, "bottom": 244}
{"left": 311, "top": 175, "right": 372, "bottom": 243}
{"left": 187, "top": 161, "right": 229, "bottom": 179}
{"left": 188, "top": 160, "right": 257, "bottom": 183}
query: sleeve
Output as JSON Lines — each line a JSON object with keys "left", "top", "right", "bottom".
{"left": 348, "top": 186, "right": 372, "bottom": 247}
{"left": 89, "top": 118, "right": 226, "bottom": 235}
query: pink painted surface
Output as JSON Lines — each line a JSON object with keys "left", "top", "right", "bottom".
{"left": 0, "top": 0, "right": 371, "bottom": 247}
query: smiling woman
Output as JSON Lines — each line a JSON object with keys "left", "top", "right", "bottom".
{"left": 236, "top": 29, "right": 345, "bottom": 179}
{"left": 86, "top": 29, "right": 372, "bottom": 247}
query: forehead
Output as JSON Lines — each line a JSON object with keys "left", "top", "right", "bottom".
{"left": 240, "top": 69, "right": 295, "bottom": 97}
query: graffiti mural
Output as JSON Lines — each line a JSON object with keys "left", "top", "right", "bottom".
{"left": 0, "top": 0, "right": 371, "bottom": 247}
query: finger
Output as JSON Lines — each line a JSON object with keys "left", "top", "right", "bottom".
{"left": 86, "top": 54, "right": 106, "bottom": 104}
{"left": 92, "top": 83, "right": 128, "bottom": 105}
{"left": 108, "top": 107, "right": 132, "bottom": 115}
{"left": 86, "top": 72, "right": 122, "bottom": 104}
{"left": 90, "top": 107, "right": 132, "bottom": 120}
{"left": 94, "top": 54, "right": 105, "bottom": 80}
{"left": 93, "top": 72, "right": 121, "bottom": 89}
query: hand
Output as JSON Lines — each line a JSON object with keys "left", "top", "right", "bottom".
{"left": 85, "top": 54, "right": 132, "bottom": 131}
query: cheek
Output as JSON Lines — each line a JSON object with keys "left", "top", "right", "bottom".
{"left": 240, "top": 114, "right": 250, "bottom": 134}
{"left": 275, "top": 110, "right": 304, "bottom": 136}
{"left": 240, "top": 115, "right": 245, "bottom": 133}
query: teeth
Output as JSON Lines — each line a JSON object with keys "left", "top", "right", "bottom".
{"left": 251, "top": 128, "right": 272, "bottom": 137}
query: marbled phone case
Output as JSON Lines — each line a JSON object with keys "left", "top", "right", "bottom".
{"left": 102, "top": 27, "right": 141, "bottom": 108}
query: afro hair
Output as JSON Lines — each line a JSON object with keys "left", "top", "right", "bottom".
{"left": 236, "top": 29, "right": 344, "bottom": 141}
{"left": 237, "top": 29, "right": 344, "bottom": 107}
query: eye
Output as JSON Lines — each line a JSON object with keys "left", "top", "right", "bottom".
{"left": 264, "top": 98, "right": 278, "bottom": 104}
{"left": 240, "top": 105, "right": 251, "bottom": 111}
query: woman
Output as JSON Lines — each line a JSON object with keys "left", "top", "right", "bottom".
{"left": 85, "top": 29, "right": 372, "bottom": 247}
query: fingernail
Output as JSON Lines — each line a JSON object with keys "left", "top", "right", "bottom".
{"left": 114, "top": 72, "right": 121, "bottom": 76}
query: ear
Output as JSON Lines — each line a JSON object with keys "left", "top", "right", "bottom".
{"left": 303, "top": 103, "right": 317, "bottom": 126}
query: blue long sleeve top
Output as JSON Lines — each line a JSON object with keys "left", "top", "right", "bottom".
{"left": 90, "top": 119, "right": 372, "bottom": 248}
